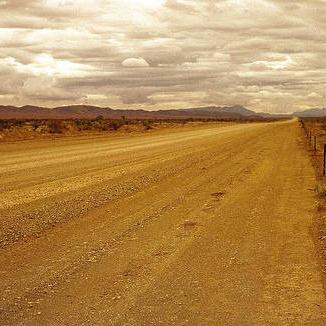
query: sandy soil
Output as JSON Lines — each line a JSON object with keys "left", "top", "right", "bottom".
{"left": 0, "top": 120, "right": 325, "bottom": 325}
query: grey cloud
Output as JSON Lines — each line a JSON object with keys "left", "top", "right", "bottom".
{"left": 0, "top": 0, "right": 325, "bottom": 112}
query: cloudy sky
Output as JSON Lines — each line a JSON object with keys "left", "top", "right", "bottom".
{"left": 0, "top": 0, "right": 325, "bottom": 113}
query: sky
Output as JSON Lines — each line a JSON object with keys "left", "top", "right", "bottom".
{"left": 0, "top": 0, "right": 325, "bottom": 113}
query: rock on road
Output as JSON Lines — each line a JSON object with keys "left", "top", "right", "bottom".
{"left": 0, "top": 121, "right": 325, "bottom": 325}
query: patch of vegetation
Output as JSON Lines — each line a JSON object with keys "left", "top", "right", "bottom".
{"left": 0, "top": 118, "right": 157, "bottom": 141}
{"left": 47, "top": 120, "right": 66, "bottom": 133}
{"left": 315, "top": 183, "right": 326, "bottom": 197}
{"left": 0, "top": 116, "right": 282, "bottom": 142}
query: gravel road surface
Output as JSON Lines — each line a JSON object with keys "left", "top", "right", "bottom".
{"left": 0, "top": 121, "right": 325, "bottom": 325}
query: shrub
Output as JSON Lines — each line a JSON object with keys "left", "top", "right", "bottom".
{"left": 142, "top": 120, "right": 153, "bottom": 130}
{"left": 47, "top": 120, "right": 65, "bottom": 133}
{"left": 109, "top": 120, "right": 123, "bottom": 130}
{"left": 0, "top": 120, "right": 9, "bottom": 131}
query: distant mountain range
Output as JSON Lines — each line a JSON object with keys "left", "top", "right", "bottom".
{"left": 2, "top": 104, "right": 326, "bottom": 120}
{"left": 293, "top": 108, "right": 326, "bottom": 118}
{"left": 0, "top": 104, "right": 288, "bottom": 120}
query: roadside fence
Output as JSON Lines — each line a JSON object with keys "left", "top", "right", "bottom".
{"left": 300, "top": 120, "right": 326, "bottom": 176}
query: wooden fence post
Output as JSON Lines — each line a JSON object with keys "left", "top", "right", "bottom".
{"left": 323, "top": 144, "right": 326, "bottom": 176}
{"left": 314, "top": 136, "right": 317, "bottom": 151}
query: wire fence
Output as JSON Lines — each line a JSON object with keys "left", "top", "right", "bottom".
{"left": 300, "top": 120, "right": 326, "bottom": 176}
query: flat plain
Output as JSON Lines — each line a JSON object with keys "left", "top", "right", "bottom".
{"left": 0, "top": 120, "right": 325, "bottom": 325}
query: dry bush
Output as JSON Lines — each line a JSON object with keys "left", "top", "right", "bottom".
{"left": 47, "top": 120, "right": 66, "bottom": 133}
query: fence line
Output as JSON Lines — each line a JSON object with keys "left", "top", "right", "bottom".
{"left": 300, "top": 119, "right": 326, "bottom": 176}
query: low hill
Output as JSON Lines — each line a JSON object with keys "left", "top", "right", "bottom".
{"left": 182, "top": 105, "right": 256, "bottom": 116}
{"left": 293, "top": 108, "right": 326, "bottom": 118}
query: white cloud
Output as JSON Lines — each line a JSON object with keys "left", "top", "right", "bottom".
{"left": 249, "top": 55, "right": 295, "bottom": 70}
{"left": 121, "top": 0, "right": 166, "bottom": 11}
{"left": 308, "top": 92, "right": 323, "bottom": 99}
{"left": 121, "top": 57, "right": 150, "bottom": 68}
{"left": 3, "top": 54, "right": 94, "bottom": 77}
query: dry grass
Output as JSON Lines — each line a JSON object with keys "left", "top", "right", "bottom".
{"left": 315, "top": 182, "right": 326, "bottom": 197}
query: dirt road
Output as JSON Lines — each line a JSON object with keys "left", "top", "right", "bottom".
{"left": 0, "top": 121, "right": 325, "bottom": 325}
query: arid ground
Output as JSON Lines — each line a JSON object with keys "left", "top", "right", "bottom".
{"left": 0, "top": 120, "right": 325, "bottom": 325}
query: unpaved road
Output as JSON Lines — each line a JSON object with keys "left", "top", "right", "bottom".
{"left": 0, "top": 121, "right": 325, "bottom": 325}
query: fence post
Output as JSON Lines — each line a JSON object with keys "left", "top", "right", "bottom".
{"left": 323, "top": 144, "right": 326, "bottom": 176}
{"left": 314, "top": 136, "right": 317, "bottom": 151}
